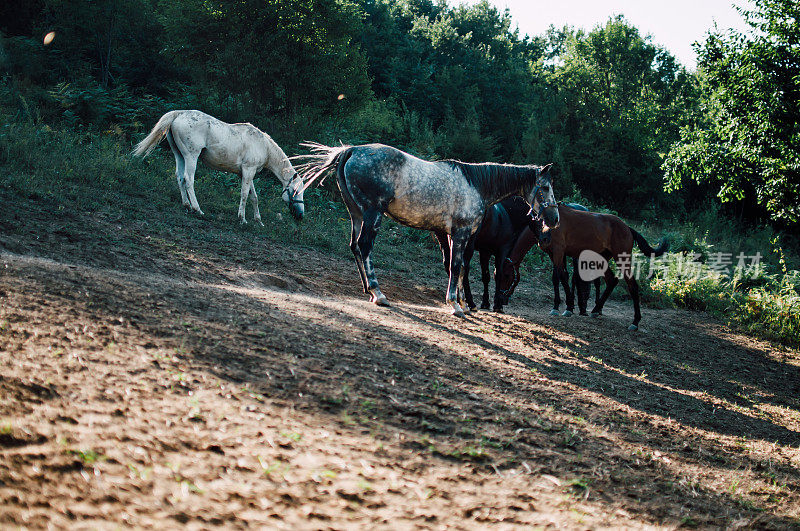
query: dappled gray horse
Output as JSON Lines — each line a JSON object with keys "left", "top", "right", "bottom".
{"left": 299, "top": 143, "right": 559, "bottom": 316}
{"left": 134, "top": 110, "right": 305, "bottom": 222}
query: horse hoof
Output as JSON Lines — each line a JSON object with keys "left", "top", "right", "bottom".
{"left": 373, "top": 296, "right": 390, "bottom": 307}
{"left": 452, "top": 309, "right": 465, "bottom": 318}
{"left": 493, "top": 307, "right": 504, "bottom": 314}
{"left": 579, "top": 312, "right": 589, "bottom": 317}
{"left": 562, "top": 310, "right": 573, "bottom": 317}
{"left": 468, "top": 306, "right": 477, "bottom": 312}
{"left": 591, "top": 312, "right": 601, "bottom": 318}
{"left": 257, "top": 220, "right": 265, "bottom": 227}
{"left": 628, "top": 324, "right": 639, "bottom": 331}
{"left": 549, "top": 309, "right": 560, "bottom": 316}
{"left": 239, "top": 218, "right": 247, "bottom": 225}
{"left": 480, "top": 304, "right": 490, "bottom": 310}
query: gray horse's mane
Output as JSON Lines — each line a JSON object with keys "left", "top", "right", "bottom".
{"left": 443, "top": 160, "right": 539, "bottom": 198}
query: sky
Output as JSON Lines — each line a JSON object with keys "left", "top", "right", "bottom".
{"left": 460, "top": 0, "right": 754, "bottom": 69}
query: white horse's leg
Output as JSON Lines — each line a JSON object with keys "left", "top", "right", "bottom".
{"left": 249, "top": 180, "right": 263, "bottom": 226}
{"left": 238, "top": 167, "right": 256, "bottom": 224}
{"left": 183, "top": 153, "right": 204, "bottom": 216}
{"left": 166, "top": 131, "right": 190, "bottom": 208}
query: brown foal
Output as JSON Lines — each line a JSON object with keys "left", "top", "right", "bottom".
{"left": 497, "top": 204, "right": 668, "bottom": 330}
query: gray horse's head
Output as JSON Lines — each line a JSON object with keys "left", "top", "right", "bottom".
{"left": 525, "top": 163, "right": 559, "bottom": 229}
{"left": 282, "top": 170, "right": 305, "bottom": 220}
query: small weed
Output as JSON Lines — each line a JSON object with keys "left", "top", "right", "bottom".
{"left": 567, "top": 477, "right": 590, "bottom": 492}
{"left": 0, "top": 421, "right": 12, "bottom": 435}
{"left": 258, "top": 456, "right": 289, "bottom": 479}
{"left": 69, "top": 448, "right": 105, "bottom": 465}
{"left": 281, "top": 431, "right": 302, "bottom": 442}
{"left": 127, "top": 463, "right": 152, "bottom": 480}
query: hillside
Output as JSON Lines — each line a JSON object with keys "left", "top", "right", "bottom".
{"left": 2, "top": 175, "right": 800, "bottom": 528}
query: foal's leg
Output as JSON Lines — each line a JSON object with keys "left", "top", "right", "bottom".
{"left": 358, "top": 209, "right": 388, "bottom": 306}
{"left": 480, "top": 250, "right": 491, "bottom": 310}
{"left": 461, "top": 240, "right": 476, "bottom": 311}
{"left": 594, "top": 278, "right": 602, "bottom": 308}
{"left": 492, "top": 248, "right": 509, "bottom": 312}
{"left": 624, "top": 275, "right": 642, "bottom": 330}
{"left": 238, "top": 166, "right": 256, "bottom": 224}
{"left": 447, "top": 228, "right": 471, "bottom": 317}
{"left": 559, "top": 258, "right": 575, "bottom": 317}
{"left": 572, "top": 257, "right": 589, "bottom": 316}
{"left": 550, "top": 263, "right": 561, "bottom": 316}
{"left": 249, "top": 180, "right": 263, "bottom": 226}
{"left": 591, "top": 268, "right": 619, "bottom": 318}
{"left": 166, "top": 131, "right": 190, "bottom": 209}
{"left": 182, "top": 152, "right": 204, "bottom": 216}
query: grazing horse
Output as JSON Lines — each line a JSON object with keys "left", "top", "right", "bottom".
{"left": 497, "top": 205, "right": 668, "bottom": 330}
{"left": 298, "top": 143, "right": 559, "bottom": 316}
{"left": 433, "top": 196, "right": 531, "bottom": 312}
{"left": 133, "top": 110, "right": 305, "bottom": 222}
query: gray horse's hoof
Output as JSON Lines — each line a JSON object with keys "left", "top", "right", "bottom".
{"left": 562, "top": 310, "right": 573, "bottom": 317}
{"left": 373, "top": 296, "right": 390, "bottom": 307}
{"left": 493, "top": 307, "right": 504, "bottom": 314}
{"left": 591, "top": 312, "right": 601, "bottom": 318}
{"left": 628, "top": 324, "right": 639, "bottom": 331}
{"left": 452, "top": 309, "right": 465, "bottom": 318}
{"left": 549, "top": 309, "right": 560, "bottom": 316}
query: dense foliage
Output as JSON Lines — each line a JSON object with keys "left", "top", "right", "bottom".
{"left": 1, "top": 0, "right": 702, "bottom": 215}
{"left": 664, "top": 0, "right": 800, "bottom": 227}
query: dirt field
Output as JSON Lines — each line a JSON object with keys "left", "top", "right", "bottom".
{"left": 2, "top": 195, "right": 800, "bottom": 529}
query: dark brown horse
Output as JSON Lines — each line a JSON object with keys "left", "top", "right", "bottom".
{"left": 433, "top": 196, "right": 531, "bottom": 312}
{"left": 497, "top": 205, "right": 668, "bottom": 330}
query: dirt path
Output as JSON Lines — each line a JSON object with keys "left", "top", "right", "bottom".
{"left": 2, "top": 204, "right": 800, "bottom": 529}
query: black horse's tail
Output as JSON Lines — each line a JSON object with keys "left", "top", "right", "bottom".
{"left": 296, "top": 142, "right": 354, "bottom": 190}
{"left": 630, "top": 228, "right": 669, "bottom": 257}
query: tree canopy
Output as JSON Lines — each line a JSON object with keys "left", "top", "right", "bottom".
{"left": 1, "top": 0, "right": 797, "bottom": 228}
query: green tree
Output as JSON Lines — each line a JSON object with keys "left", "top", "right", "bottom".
{"left": 526, "top": 17, "right": 697, "bottom": 213}
{"left": 159, "top": 0, "right": 372, "bottom": 118}
{"left": 663, "top": 0, "right": 800, "bottom": 226}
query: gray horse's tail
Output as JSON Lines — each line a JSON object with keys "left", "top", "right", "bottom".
{"left": 296, "top": 142, "right": 353, "bottom": 191}
{"left": 133, "top": 110, "right": 182, "bottom": 157}
{"left": 630, "top": 228, "right": 669, "bottom": 257}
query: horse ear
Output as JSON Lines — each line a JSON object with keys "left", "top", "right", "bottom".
{"left": 541, "top": 163, "right": 553, "bottom": 175}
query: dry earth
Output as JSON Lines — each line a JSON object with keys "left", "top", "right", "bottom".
{"left": 1, "top": 198, "right": 800, "bottom": 529}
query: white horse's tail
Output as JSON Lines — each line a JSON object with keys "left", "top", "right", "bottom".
{"left": 295, "top": 142, "right": 352, "bottom": 191}
{"left": 133, "top": 110, "right": 182, "bottom": 157}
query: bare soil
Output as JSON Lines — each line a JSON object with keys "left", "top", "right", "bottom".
{"left": 2, "top": 196, "right": 800, "bottom": 529}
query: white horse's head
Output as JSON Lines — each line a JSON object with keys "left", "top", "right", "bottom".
{"left": 281, "top": 166, "right": 305, "bottom": 220}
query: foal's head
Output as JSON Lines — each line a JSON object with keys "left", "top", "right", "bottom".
{"left": 524, "top": 164, "right": 559, "bottom": 229}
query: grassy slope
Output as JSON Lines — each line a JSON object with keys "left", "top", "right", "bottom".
{"left": 1, "top": 114, "right": 798, "bottom": 347}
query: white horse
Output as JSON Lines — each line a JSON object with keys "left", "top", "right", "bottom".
{"left": 133, "top": 110, "right": 305, "bottom": 222}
